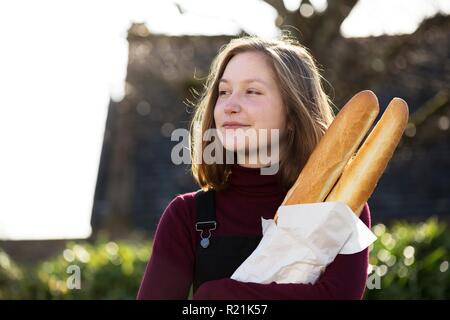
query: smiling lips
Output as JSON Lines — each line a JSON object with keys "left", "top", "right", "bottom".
{"left": 222, "top": 122, "right": 250, "bottom": 129}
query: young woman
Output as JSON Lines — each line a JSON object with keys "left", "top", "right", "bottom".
{"left": 137, "top": 34, "right": 371, "bottom": 300}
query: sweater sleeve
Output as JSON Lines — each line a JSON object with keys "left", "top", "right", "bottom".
{"left": 193, "top": 202, "right": 372, "bottom": 300}
{"left": 137, "top": 195, "right": 195, "bottom": 300}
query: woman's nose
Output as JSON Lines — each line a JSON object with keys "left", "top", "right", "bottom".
{"left": 223, "top": 93, "right": 242, "bottom": 115}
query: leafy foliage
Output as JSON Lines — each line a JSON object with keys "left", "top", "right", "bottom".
{"left": 1, "top": 218, "right": 448, "bottom": 299}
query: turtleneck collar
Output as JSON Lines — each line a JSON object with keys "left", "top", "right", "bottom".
{"left": 226, "top": 164, "right": 287, "bottom": 197}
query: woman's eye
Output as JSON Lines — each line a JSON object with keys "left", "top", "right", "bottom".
{"left": 247, "top": 90, "right": 260, "bottom": 95}
{"left": 218, "top": 90, "right": 227, "bottom": 96}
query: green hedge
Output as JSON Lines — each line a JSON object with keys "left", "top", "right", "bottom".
{"left": 364, "top": 217, "right": 449, "bottom": 299}
{"left": 1, "top": 218, "right": 449, "bottom": 299}
{"left": 0, "top": 234, "right": 151, "bottom": 300}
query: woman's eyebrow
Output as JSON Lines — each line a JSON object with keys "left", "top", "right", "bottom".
{"left": 219, "top": 78, "right": 268, "bottom": 86}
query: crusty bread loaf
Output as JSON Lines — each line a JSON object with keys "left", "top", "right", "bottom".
{"left": 273, "top": 90, "right": 379, "bottom": 222}
{"left": 281, "top": 90, "right": 379, "bottom": 205}
{"left": 325, "top": 98, "right": 409, "bottom": 216}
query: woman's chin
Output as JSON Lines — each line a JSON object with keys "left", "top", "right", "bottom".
{"left": 221, "top": 143, "right": 247, "bottom": 153}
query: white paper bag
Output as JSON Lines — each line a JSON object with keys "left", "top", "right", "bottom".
{"left": 230, "top": 202, "right": 377, "bottom": 285}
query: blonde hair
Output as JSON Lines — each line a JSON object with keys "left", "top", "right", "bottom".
{"left": 189, "top": 33, "right": 335, "bottom": 191}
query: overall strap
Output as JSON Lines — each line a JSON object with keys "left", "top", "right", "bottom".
{"left": 192, "top": 188, "right": 263, "bottom": 294}
{"left": 194, "top": 189, "right": 217, "bottom": 249}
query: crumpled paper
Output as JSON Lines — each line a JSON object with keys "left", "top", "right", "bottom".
{"left": 230, "top": 202, "right": 377, "bottom": 285}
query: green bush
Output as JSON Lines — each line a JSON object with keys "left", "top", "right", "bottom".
{"left": 0, "top": 218, "right": 449, "bottom": 299}
{"left": 0, "top": 248, "right": 24, "bottom": 299}
{"left": 365, "top": 217, "right": 449, "bottom": 299}
{"left": 0, "top": 234, "right": 152, "bottom": 300}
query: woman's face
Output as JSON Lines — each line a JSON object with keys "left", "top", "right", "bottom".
{"left": 214, "top": 51, "right": 286, "bottom": 163}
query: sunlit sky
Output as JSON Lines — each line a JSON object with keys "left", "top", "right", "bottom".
{"left": 0, "top": 0, "right": 449, "bottom": 240}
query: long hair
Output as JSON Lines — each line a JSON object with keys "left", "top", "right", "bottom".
{"left": 189, "top": 33, "right": 335, "bottom": 191}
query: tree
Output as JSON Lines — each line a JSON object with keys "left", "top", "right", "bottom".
{"left": 264, "top": 0, "right": 358, "bottom": 63}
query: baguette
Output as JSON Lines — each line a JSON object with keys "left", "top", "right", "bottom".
{"left": 325, "top": 98, "right": 409, "bottom": 216}
{"left": 273, "top": 90, "right": 379, "bottom": 222}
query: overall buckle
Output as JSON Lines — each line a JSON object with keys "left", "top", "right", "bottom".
{"left": 195, "top": 221, "right": 217, "bottom": 248}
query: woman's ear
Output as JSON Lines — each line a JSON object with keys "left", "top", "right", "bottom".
{"left": 287, "top": 124, "right": 294, "bottom": 132}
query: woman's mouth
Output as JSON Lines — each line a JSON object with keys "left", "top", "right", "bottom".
{"left": 223, "top": 125, "right": 251, "bottom": 129}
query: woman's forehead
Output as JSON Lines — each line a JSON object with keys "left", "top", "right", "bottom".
{"left": 221, "top": 53, "right": 276, "bottom": 86}
{"left": 219, "top": 77, "right": 269, "bottom": 87}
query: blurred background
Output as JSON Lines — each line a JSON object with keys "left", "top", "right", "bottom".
{"left": 0, "top": 0, "right": 449, "bottom": 299}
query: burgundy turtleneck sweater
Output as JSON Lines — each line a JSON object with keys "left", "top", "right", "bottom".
{"left": 137, "top": 164, "right": 371, "bottom": 300}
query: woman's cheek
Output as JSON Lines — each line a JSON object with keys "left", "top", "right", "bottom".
{"left": 213, "top": 104, "right": 222, "bottom": 125}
